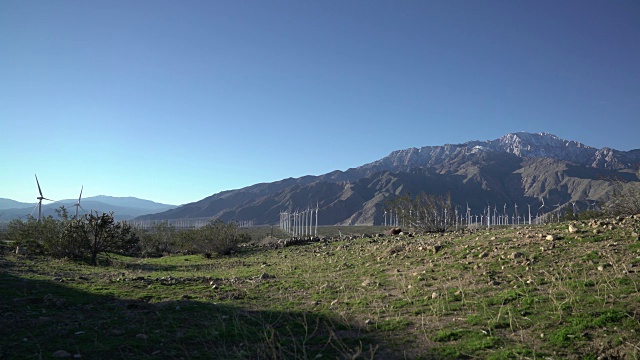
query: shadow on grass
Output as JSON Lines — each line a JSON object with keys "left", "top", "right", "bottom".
{"left": 0, "top": 260, "right": 379, "bottom": 359}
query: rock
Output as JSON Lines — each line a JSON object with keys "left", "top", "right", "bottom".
{"left": 478, "top": 251, "right": 489, "bottom": 258}
{"left": 53, "top": 350, "right": 71, "bottom": 358}
{"left": 431, "top": 292, "right": 440, "bottom": 299}
{"left": 259, "top": 272, "right": 273, "bottom": 280}
{"left": 361, "top": 279, "right": 371, "bottom": 287}
{"left": 388, "top": 227, "right": 402, "bottom": 235}
{"left": 15, "top": 246, "right": 27, "bottom": 255}
{"left": 546, "top": 235, "right": 558, "bottom": 241}
{"left": 568, "top": 224, "right": 578, "bottom": 233}
{"left": 510, "top": 252, "right": 525, "bottom": 259}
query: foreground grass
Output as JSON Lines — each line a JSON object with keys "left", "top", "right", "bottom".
{"left": 1, "top": 219, "right": 640, "bottom": 359}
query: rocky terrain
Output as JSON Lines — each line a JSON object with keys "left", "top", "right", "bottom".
{"left": 2, "top": 215, "right": 639, "bottom": 358}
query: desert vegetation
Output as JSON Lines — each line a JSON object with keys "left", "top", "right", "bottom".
{"left": 1, "top": 203, "right": 640, "bottom": 359}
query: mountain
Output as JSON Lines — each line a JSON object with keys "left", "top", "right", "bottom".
{"left": 0, "top": 196, "right": 176, "bottom": 221}
{"left": 135, "top": 132, "right": 640, "bottom": 225}
{"left": 0, "top": 199, "right": 35, "bottom": 210}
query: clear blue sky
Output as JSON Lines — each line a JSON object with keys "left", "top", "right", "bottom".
{"left": 2, "top": 0, "right": 639, "bottom": 205}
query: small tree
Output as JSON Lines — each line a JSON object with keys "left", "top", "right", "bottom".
{"left": 63, "top": 211, "right": 139, "bottom": 265}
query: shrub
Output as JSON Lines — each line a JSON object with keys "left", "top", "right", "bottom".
{"left": 138, "top": 222, "right": 177, "bottom": 257}
{"left": 6, "top": 216, "right": 63, "bottom": 255}
{"left": 62, "top": 211, "right": 139, "bottom": 265}
{"left": 196, "top": 219, "right": 250, "bottom": 257}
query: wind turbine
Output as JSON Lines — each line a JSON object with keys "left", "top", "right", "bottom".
{"left": 570, "top": 201, "right": 578, "bottom": 218}
{"left": 35, "top": 174, "right": 54, "bottom": 222}
{"left": 503, "top": 203, "right": 507, "bottom": 225}
{"left": 538, "top": 198, "right": 547, "bottom": 224}
{"left": 73, "top": 186, "right": 85, "bottom": 219}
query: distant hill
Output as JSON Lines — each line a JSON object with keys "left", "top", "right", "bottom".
{"left": 136, "top": 132, "right": 640, "bottom": 225}
{"left": 0, "top": 199, "right": 34, "bottom": 210}
{"left": 0, "top": 196, "right": 176, "bottom": 221}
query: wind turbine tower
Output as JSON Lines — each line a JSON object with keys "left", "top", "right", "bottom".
{"left": 73, "top": 185, "right": 84, "bottom": 219}
{"left": 34, "top": 174, "right": 54, "bottom": 222}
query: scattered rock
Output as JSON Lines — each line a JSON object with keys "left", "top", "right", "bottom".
{"left": 510, "top": 252, "right": 525, "bottom": 259}
{"left": 546, "top": 235, "right": 558, "bottom": 241}
{"left": 568, "top": 224, "right": 578, "bottom": 233}
{"left": 52, "top": 350, "right": 71, "bottom": 358}
{"left": 361, "top": 279, "right": 371, "bottom": 287}
{"left": 431, "top": 292, "right": 440, "bottom": 299}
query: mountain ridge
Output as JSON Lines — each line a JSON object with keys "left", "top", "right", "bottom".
{"left": 0, "top": 196, "right": 176, "bottom": 221}
{"left": 135, "top": 132, "right": 640, "bottom": 224}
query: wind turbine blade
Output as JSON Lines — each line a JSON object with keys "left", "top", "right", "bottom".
{"left": 79, "top": 185, "right": 83, "bottom": 202}
{"left": 35, "top": 174, "right": 43, "bottom": 197}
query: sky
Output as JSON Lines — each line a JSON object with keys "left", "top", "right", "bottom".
{"left": 1, "top": 0, "right": 639, "bottom": 206}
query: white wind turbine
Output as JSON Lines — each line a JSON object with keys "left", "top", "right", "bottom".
{"left": 73, "top": 186, "right": 85, "bottom": 219}
{"left": 554, "top": 202, "right": 561, "bottom": 221}
{"left": 466, "top": 203, "right": 471, "bottom": 226}
{"left": 34, "top": 174, "right": 54, "bottom": 222}
{"left": 503, "top": 203, "right": 507, "bottom": 225}
{"left": 539, "top": 198, "right": 547, "bottom": 224}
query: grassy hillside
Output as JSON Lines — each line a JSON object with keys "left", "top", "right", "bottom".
{"left": 1, "top": 218, "right": 639, "bottom": 359}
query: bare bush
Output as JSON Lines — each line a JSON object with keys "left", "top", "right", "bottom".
{"left": 606, "top": 179, "right": 640, "bottom": 216}
{"left": 386, "top": 192, "right": 454, "bottom": 233}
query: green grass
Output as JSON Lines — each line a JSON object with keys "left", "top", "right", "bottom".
{"left": 2, "top": 219, "right": 640, "bottom": 359}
